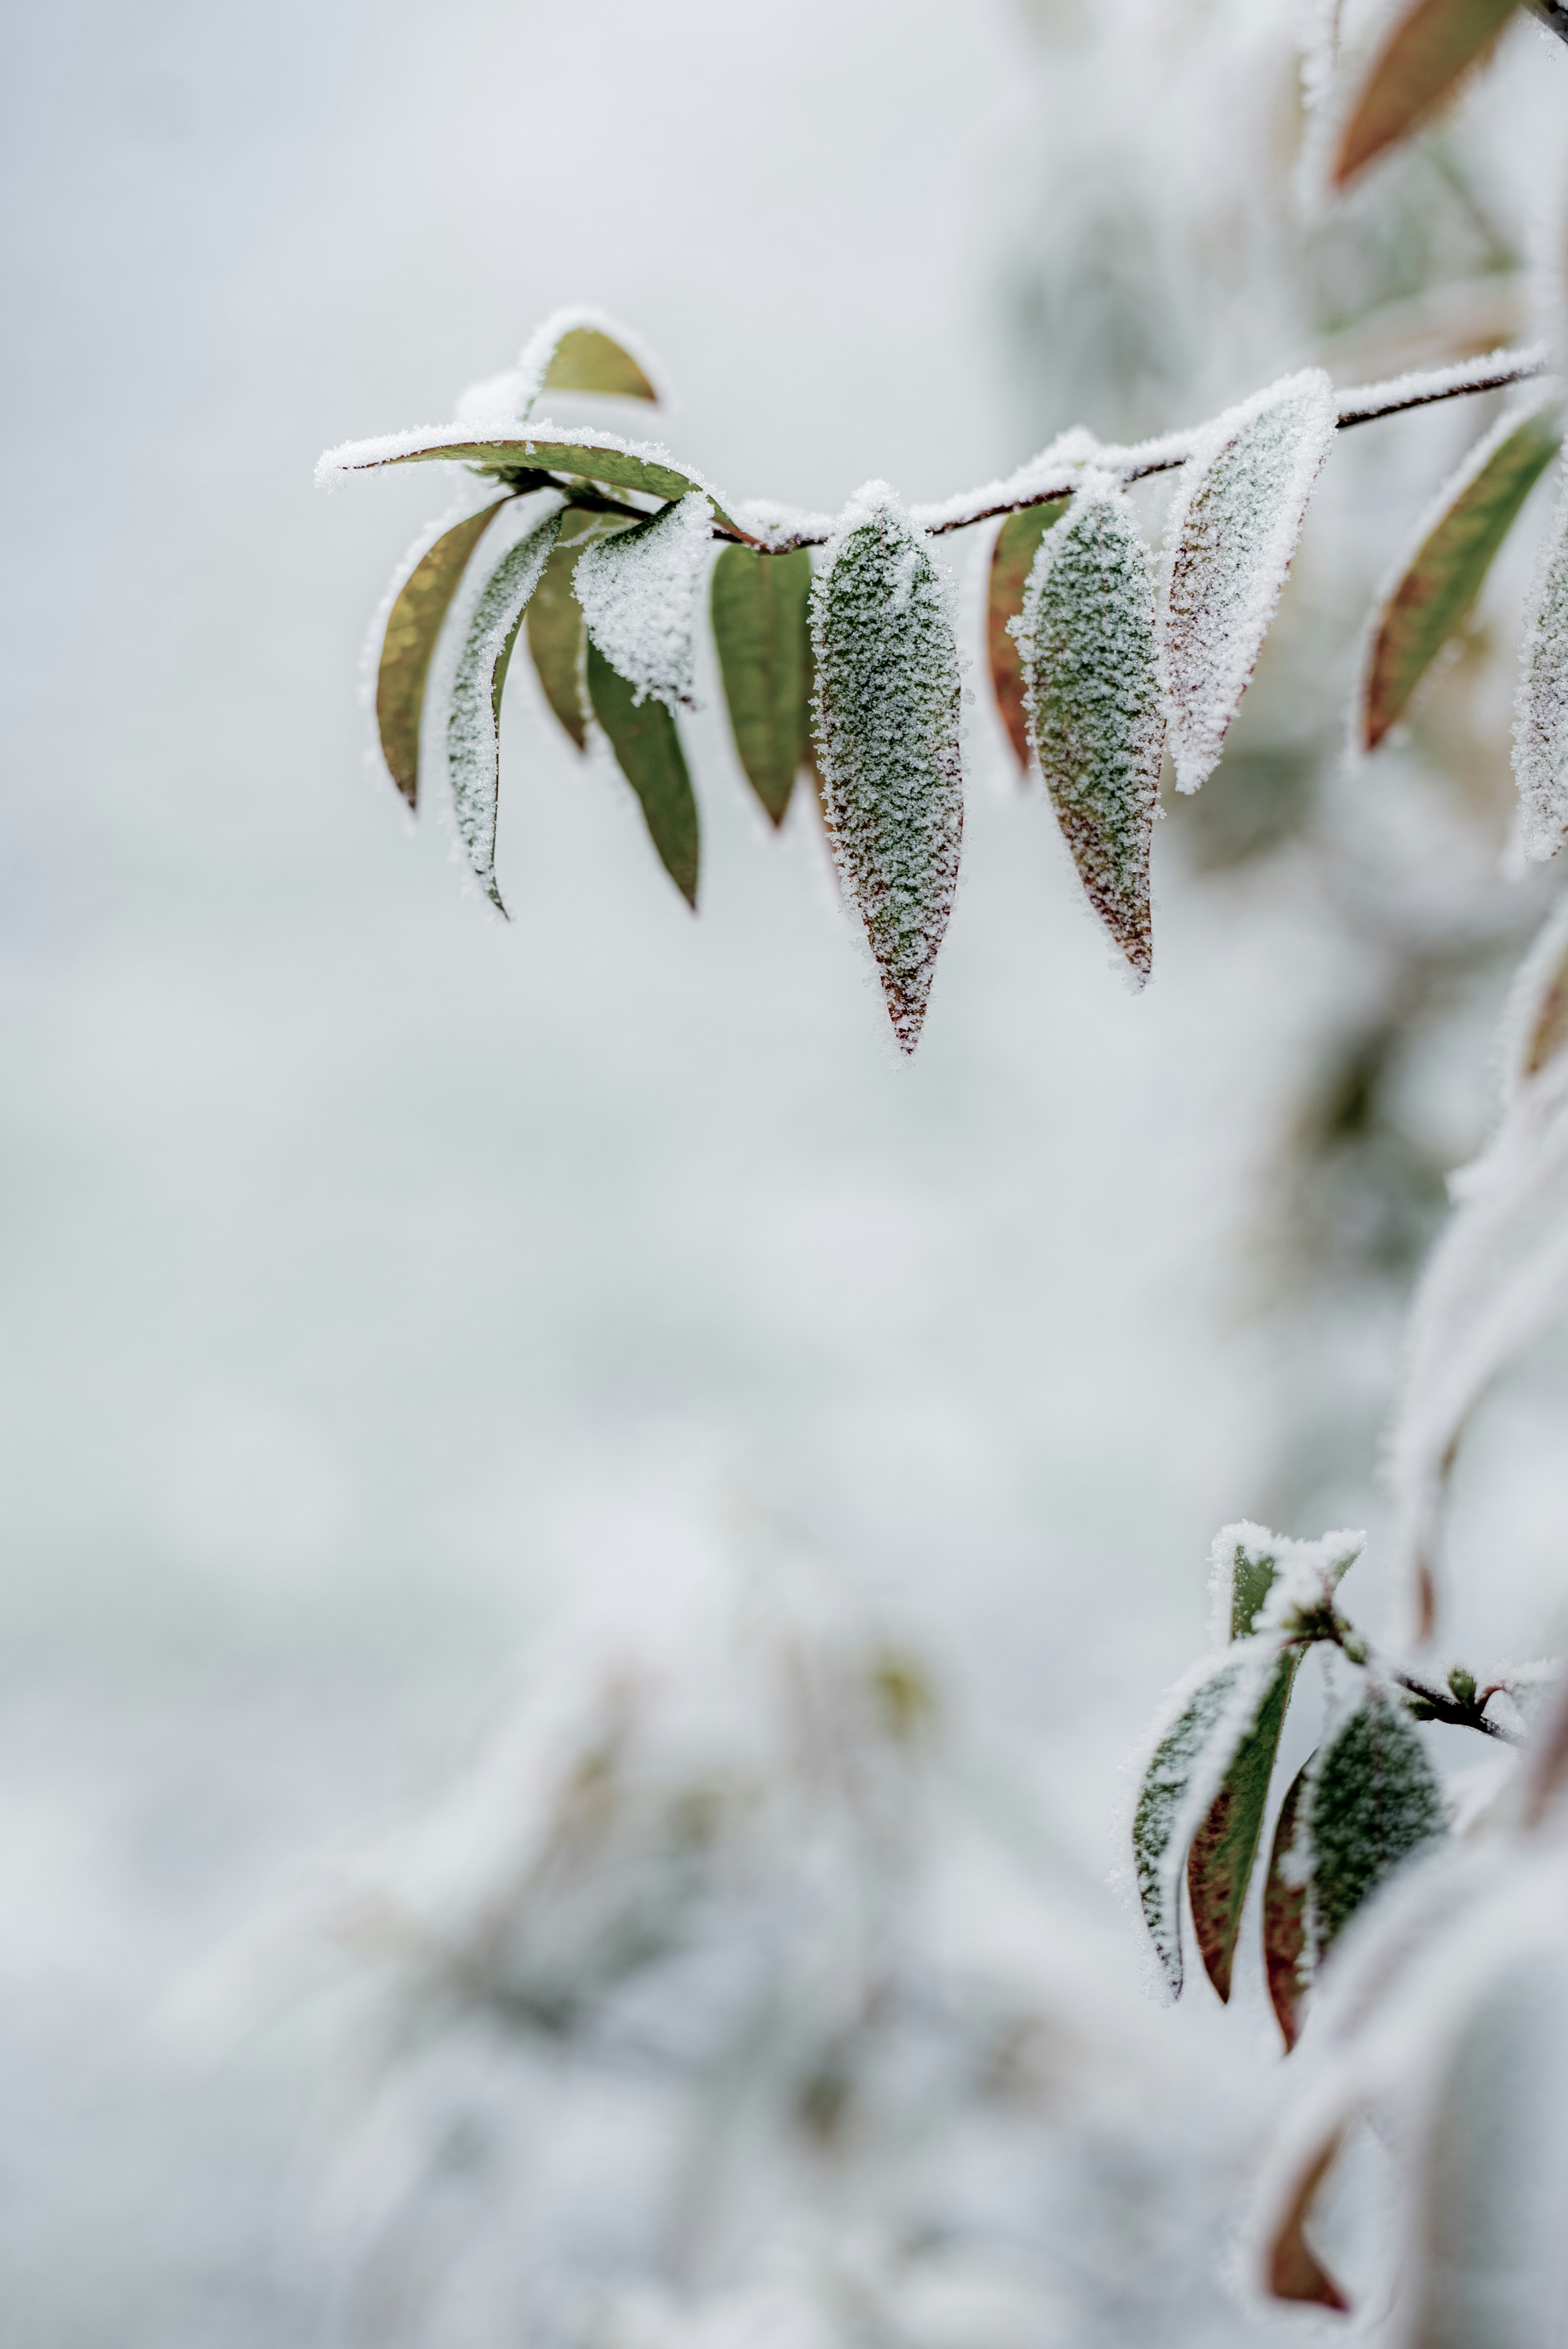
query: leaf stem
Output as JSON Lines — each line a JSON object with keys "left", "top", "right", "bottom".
{"left": 1313, "top": 1611, "right": 1524, "bottom": 1744}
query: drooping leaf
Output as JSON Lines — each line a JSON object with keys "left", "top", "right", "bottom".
{"left": 1330, "top": 0, "right": 1520, "bottom": 190}
{"left": 1513, "top": 458, "right": 1568, "bottom": 862}
{"left": 1263, "top": 1761, "right": 1312, "bottom": 2051}
{"left": 328, "top": 430, "right": 708, "bottom": 511}
{"left": 1017, "top": 474, "right": 1165, "bottom": 983}
{"left": 1187, "top": 1651, "right": 1300, "bottom": 2003}
{"left": 586, "top": 638, "right": 699, "bottom": 906}
{"left": 442, "top": 509, "right": 562, "bottom": 913}
{"left": 1360, "top": 398, "right": 1560, "bottom": 751}
{"left": 1264, "top": 2131, "right": 1351, "bottom": 2311}
{"left": 376, "top": 501, "right": 507, "bottom": 809}
{"left": 1159, "top": 371, "right": 1336, "bottom": 794}
{"left": 711, "top": 544, "right": 814, "bottom": 825}
{"left": 524, "top": 510, "right": 618, "bottom": 752}
{"left": 1307, "top": 1688, "right": 1447, "bottom": 1962}
{"left": 810, "top": 484, "right": 963, "bottom": 1054}
{"left": 988, "top": 502, "right": 1067, "bottom": 771}
{"left": 1132, "top": 1646, "right": 1286, "bottom": 2000}
{"left": 575, "top": 492, "right": 713, "bottom": 711}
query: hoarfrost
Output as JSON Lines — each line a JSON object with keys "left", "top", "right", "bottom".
{"left": 1206, "top": 1520, "right": 1364, "bottom": 1647}
{"left": 1513, "top": 456, "right": 1568, "bottom": 861}
{"left": 316, "top": 416, "right": 716, "bottom": 495}
{"left": 809, "top": 483, "right": 963, "bottom": 1055}
{"left": 573, "top": 491, "right": 713, "bottom": 713}
{"left": 1014, "top": 472, "right": 1164, "bottom": 981}
{"left": 1303, "top": 1683, "right": 1447, "bottom": 1965}
{"left": 514, "top": 304, "right": 666, "bottom": 421}
{"left": 1159, "top": 369, "right": 1335, "bottom": 794}
{"left": 440, "top": 505, "right": 561, "bottom": 913}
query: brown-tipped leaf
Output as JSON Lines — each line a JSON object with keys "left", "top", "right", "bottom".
{"left": 1263, "top": 1761, "right": 1311, "bottom": 2051}
{"left": 586, "top": 638, "right": 699, "bottom": 906}
{"left": 711, "top": 544, "right": 814, "bottom": 825}
{"left": 1332, "top": 0, "right": 1519, "bottom": 190}
{"left": 1187, "top": 1651, "right": 1299, "bottom": 2003}
{"left": 988, "top": 502, "right": 1067, "bottom": 771}
{"left": 1361, "top": 399, "right": 1560, "bottom": 750}
{"left": 1266, "top": 2133, "right": 1351, "bottom": 2311}
{"left": 376, "top": 502, "right": 506, "bottom": 808}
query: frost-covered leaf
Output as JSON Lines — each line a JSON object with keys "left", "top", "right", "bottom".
{"left": 1307, "top": 1688, "right": 1447, "bottom": 1962}
{"left": 439, "top": 507, "right": 560, "bottom": 913}
{"left": 1210, "top": 1520, "right": 1364, "bottom": 1647}
{"left": 710, "top": 544, "right": 814, "bottom": 825}
{"left": 1501, "top": 892, "right": 1568, "bottom": 1092}
{"left": 1132, "top": 1643, "right": 1292, "bottom": 2000}
{"left": 524, "top": 510, "right": 618, "bottom": 753}
{"left": 539, "top": 328, "right": 657, "bottom": 407}
{"left": 321, "top": 424, "right": 707, "bottom": 509}
{"left": 988, "top": 502, "right": 1067, "bottom": 772}
{"left": 1513, "top": 457, "right": 1568, "bottom": 862}
{"left": 1016, "top": 474, "right": 1165, "bottom": 983}
{"left": 1330, "top": 0, "right": 1520, "bottom": 190}
{"left": 1187, "top": 1651, "right": 1299, "bottom": 2003}
{"left": 376, "top": 501, "right": 506, "bottom": 809}
{"left": 1359, "top": 397, "right": 1560, "bottom": 752}
{"left": 1159, "top": 371, "right": 1336, "bottom": 795}
{"left": 810, "top": 484, "right": 963, "bottom": 1054}
{"left": 1264, "top": 2130, "right": 1350, "bottom": 2310}
{"left": 586, "top": 639, "right": 699, "bottom": 906}
{"left": 1264, "top": 1762, "right": 1312, "bottom": 2052}
{"left": 575, "top": 492, "right": 713, "bottom": 713}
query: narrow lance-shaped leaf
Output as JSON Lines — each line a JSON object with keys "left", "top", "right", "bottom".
{"left": 711, "top": 545, "right": 814, "bottom": 825}
{"left": 1187, "top": 1652, "right": 1299, "bottom": 2003}
{"left": 586, "top": 638, "right": 699, "bottom": 907}
{"left": 1513, "top": 455, "right": 1568, "bottom": 862}
{"left": 1263, "top": 1760, "right": 1312, "bottom": 2051}
{"left": 988, "top": 502, "right": 1067, "bottom": 772}
{"left": 526, "top": 511, "right": 622, "bottom": 752}
{"left": 810, "top": 483, "right": 963, "bottom": 1054}
{"left": 1016, "top": 474, "right": 1165, "bottom": 983}
{"left": 575, "top": 492, "right": 713, "bottom": 712}
{"left": 1159, "top": 370, "right": 1336, "bottom": 794}
{"left": 376, "top": 501, "right": 507, "bottom": 809}
{"left": 319, "top": 428, "right": 736, "bottom": 523}
{"left": 1264, "top": 2129, "right": 1351, "bottom": 2312}
{"left": 1307, "top": 1686, "right": 1447, "bottom": 1962}
{"left": 1360, "top": 397, "right": 1560, "bottom": 752}
{"left": 443, "top": 509, "right": 562, "bottom": 914}
{"left": 1330, "top": 0, "right": 1520, "bottom": 190}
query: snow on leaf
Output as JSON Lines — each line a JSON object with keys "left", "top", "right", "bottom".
{"left": 1015, "top": 474, "right": 1164, "bottom": 983}
{"left": 585, "top": 639, "right": 699, "bottom": 907}
{"left": 1328, "top": 0, "right": 1520, "bottom": 191}
{"left": 710, "top": 544, "right": 814, "bottom": 826}
{"left": 316, "top": 419, "right": 729, "bottom": 519}
{"left": 524, "top": 510, "right": 620, "bottom": 753}
{"left": 1159, "top": 370, "right": 1336, "bottom": 795}
{"left": 1513, "top": 456, "right": 1568, "bottom": 862}
{"left": 574, "top": 491, "right": 713, "bottom": 714}
{"left": 1306, "top": 1687, "right": 1447, "bottom": 1965}
{"left": 516, "top": 307, "right": 662, "bottom": 420}
{"left": 374, "top": 500, "right": 507, "bottom": 810}
{"left": 809, "top": 484, "right": 963, "bottom": 1055}
{"left": 1187, "top": 1650, "right": 1300, "bottom": 2004}
{"left": 988, "top": 503, "right": 1068, "bottom": 773}
{"left": 442, "top": 507, "right": 561, "bottom": 914}
{"left": 1263, "top": 1762, "right": 1313, "bottom": 2052}
{"left": 1358, "top": 396, "right": 1560, "bottom": 752}
{"left": 1500, "top": 890, "right": 1568, "bottom": 1094}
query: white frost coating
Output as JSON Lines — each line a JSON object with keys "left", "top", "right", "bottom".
{"left": 1159, "top": 369, "right": 1336, "bottom": 794}
{"left": 733, "top": 495, "right": 837, "bottom": 551}
{"left": 356, "top": 480, "right": 499, "bottom": 782}
{"left": 1496, "top": 890, "right": 1568, "bottom": 1103}
{"left": 439, "top": 505, "right": 561, "bottom": 913}
{"left": 1334, "top": 345, "right": 1552, "bottom": 424}
{"left": 1205, "top": 1520, "right": 1364, "bottom": 1647}
{"left": 909, "top": 425, "right": 1103, "bottom": 535}
{"left": 573, "top": 490, "right": 713, "bottom": 711}
{"left": 513, "top": 304, "right": 668, "bottom": 421}
{"left": 1514, "top": 458, "right": 1568, "bottom": 862}
{"left": 315, "top": 415, "right": 720, "bottom": 498}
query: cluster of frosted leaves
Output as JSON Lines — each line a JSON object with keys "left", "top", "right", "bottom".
{"left": 437, "top": 507, "right": 562, "bottom": 912}
{"left": 1015, "top": 475, "right": 1163, "bottom": 982}
{"left": 574, "top": 490, "right": 714, "bottom": 712}
{"left": 810, "top": 486, "right": 963, "bottom": 1054}
{"left": 1159, "top": 370, "right": 1336, "bottom": 795}
{"left": 1514, "top": 455, "right": 1568, "bottom": 862}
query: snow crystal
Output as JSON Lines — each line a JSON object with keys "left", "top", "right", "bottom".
{"left": 1304, "top": 1682, "right": 1447, "bottom": 1966}
{"left": 1514, "top": 455, "right": 1568, "bottom": 862}
{"left": 1333, "top": 344, "right": 1551, "bottom": 430}
{"left": 909, "top": 426, "right": 1104, "bottom": 536}
{"left": 732, "top": 496, "right": 837, "bottom": 552}
{"left": 573, "top": 490, "right": 713, "bottom": 711}
{"left": 809, "top": 483, "right": 963, "bottom": 1056}
{"left": 438, "top": 505, "right": 561, "bottom": 913}
{"left": 1013, "top": 472, "right": 1164, "bottom": 982}
{"left": 1206, "top": 1520, "right": 1364, "bottom": 1647}
{"left": 1159, "top": 370, "right": 1335, "bottom": 795}
{"left": 315, "top": 415, "right": 718, "bottom": 498}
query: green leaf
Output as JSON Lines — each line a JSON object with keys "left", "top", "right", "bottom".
{"left": 443, "top": 510, "right": 561, "bottom": 914}
{"left": 811, "top": 493, "right": 964, "bottom": 1054}
{"left": 1331, "top": 0, "right": 1519, "bottom": 189}
{"left": 1263, "top": 1762, "right": 1311, "bottom": 2051}
{"left": 586, "top": 638, "right": 699, "bottom": 906}
{"left": 1513, "top": 457, "right": 1568, "bottom": 864}
{"left": 541, "top": 326, "right": 657, "bottom": 404}
{"left": 1308, "top": 1688, "right": 1448, "bottom": 1960}
{"left": 1018, "top": 477, "right": 1165, "bottom": 984}
{"left": 1187, "top": 1651, "right": 1299, "bottom": 2003}
{"left": 711, "top": 544, "right": 814, "bottom": 825}
{"left": 988, "top": 503, "right": 1067, "bottom": 772}
{"left": 1361, "top": 398, "right": 1560, "bottom": 750}
{"left": 376, "top": 501, "right": 507, "bottom": 809}
{"left": 345, "top": 432, "right": 744, "bottom": 532}
{"left": 525, "top": 512, "right": 622, "bottom": 752}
